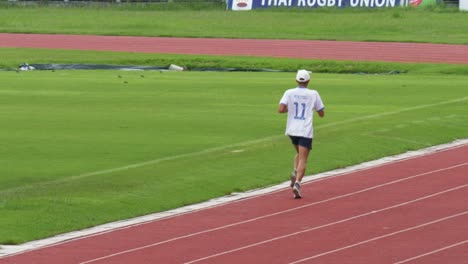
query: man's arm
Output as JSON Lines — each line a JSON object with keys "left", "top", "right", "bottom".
{"left": 278, "top": 103, "right": 288, "bottom": 113}
{"left": 314, "top": 92, "right": 325, "bottom": 118}
{"left": 317, "top": 108, "right": 325, "bottom": 118}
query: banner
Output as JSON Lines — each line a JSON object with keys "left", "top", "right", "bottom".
{"left": 461, "top": 0, "right": 468, "bottom": 11}
{"left": 228, "top": 0, "right": 435, "bottom": 10}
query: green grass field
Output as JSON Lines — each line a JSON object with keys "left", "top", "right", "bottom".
{"left": 1, "top": 70, "right": 467, "bottom": 244}
{"left": 0, "top": 2, "right": 467, "bottom": 246}
{"left": 0, "top": 4, "right": 467, "bottom": 44}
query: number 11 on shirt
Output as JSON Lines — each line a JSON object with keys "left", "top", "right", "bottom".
{"left": 293, "top": 102, "right": 306, "bottom": 120}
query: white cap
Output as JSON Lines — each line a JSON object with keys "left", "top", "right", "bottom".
{"left": 296, "top": 69, "right": 311, "bottom": 82}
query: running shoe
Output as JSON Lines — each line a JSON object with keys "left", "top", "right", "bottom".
{"left": 293, "top": 182, "right": 302, "bottom": 199}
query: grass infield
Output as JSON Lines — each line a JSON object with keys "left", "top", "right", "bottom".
{"left": 0, "top": 70, "right": 467, "bottom": 244}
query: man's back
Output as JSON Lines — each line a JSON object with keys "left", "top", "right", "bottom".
{"left": 280, "top": 87, "right": 324, "bottom": 138}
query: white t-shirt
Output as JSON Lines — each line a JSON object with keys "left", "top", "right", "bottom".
{"left": 279, "top": 87, "right": 325, "bottom": 139}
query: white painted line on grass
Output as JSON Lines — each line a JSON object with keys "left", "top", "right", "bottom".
{"left": 317, "top": 96, "right": 468, "bottom": 130}
{"left": 0, "top": 135, "right": 281, "bottom": 196}
{"left": 2, "top": 96, "right": 466, "bottom": 196}
{"left": 184, "top": 187, "right": 468, "bottom": 264}
{"left": 1, "top": 140, "right": 467, "bottom": 258}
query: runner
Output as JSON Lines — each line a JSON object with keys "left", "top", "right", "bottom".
{"left": 278, "top": 69, "right": 325, "bottom": 198}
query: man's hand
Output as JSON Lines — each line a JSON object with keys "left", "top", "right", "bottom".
{"left": 317, "top": 109, "right": 325, "bottom": 118}
{"left": 278, "top": 104, "right": 288, "bottom": 113}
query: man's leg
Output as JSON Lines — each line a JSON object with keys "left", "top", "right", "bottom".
{"left": 293, "top": 145, "right": 310, "bottom": 199}
{"left": 294, "top": 153, "right": 299, "bottom": 173}
{"left": 290, "top": 146, "right": 299, "bottom": 187}
{"left": 296, "top": 145, "right": 310, "bottom": 183}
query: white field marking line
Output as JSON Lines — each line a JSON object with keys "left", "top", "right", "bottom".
{"left": 316, "top": 96, "right": 468, "bottom": 130}
{"left": 82, "top": 174, "right": 468, "bottom": 264}
{"left": 1, "top": 141, "right": 467, "bottom": 259}
{"left": 365, "top": 134, "right": 431, "bottom": 147}
{"left": 185, "top": 187, "right": 468, "bottom": 264}
{"left": 0, "top": 135, "right": 281, "bottom": 196}
{"left": 290, "top": 213, "right": 468, "bottom": 264}
{"left": 393, "top": 240, "right": 468, "bottom": 264}
{"left": 2, "top": 96, "right": 467, "bottom": 196}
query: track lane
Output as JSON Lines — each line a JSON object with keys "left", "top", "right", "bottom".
{"left": 1, "top": 33, "right": 468, "bottom": 64}
{"left": 1, "top": 145, "right": 467, "bottom": 264}
{"left": 186, "top": 188, "right": 468, "bottom": 264}
{"left": 82, "top": 160, "right": 468, "bottom": 262}
{"left": 291, "top": 205, "right": 468, "bottom": 263}
{"left": 393, "top": 240, "right": 468, "bottom": 264}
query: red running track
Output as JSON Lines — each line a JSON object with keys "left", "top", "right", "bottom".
{"left": 1, "top": 144, "right": 467, "bottom": 264}
{"left": 1, "top": 33, "right": 468, "bottom": 64}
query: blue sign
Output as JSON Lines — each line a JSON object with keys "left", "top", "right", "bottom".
{"left": 228, "top": 0, "right": 408, "bottom": 10}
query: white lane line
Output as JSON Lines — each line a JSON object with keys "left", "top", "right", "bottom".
{"left": 188, "top": 191, "right": 468, "bottom": 264}
{"left": 3, "top": 96, "right": 467, "bottom": 196}
{"left": 91, "top": 184, "right": 468, "bottom": 264}
{"left": 289, "top": 212, "right": 468, "bottom": 264}
{"left": 185, "top": 186, "right": 468, "bottom": 264}
{"left": 79, "top": 164, "right": 467, "bottom": 264}
{"left": 393, "top": 240, "right": 468, "bottom": 264}
{"left": 1, "top": 142, "right": 467, "bottom": 259}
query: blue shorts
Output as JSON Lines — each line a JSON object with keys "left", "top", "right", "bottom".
{"left": 289, "top": 136, "right": 313, "bottom": 149}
